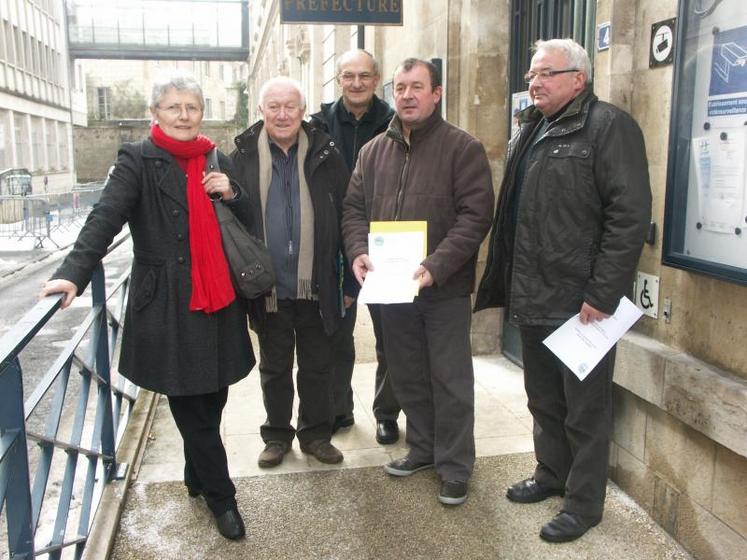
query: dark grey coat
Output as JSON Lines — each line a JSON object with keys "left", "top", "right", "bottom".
{"left": 475, "top": 87, "right": 652, "bottom": 324}
{"left": 53, "top": 139, "right": 255, "bottom": 396}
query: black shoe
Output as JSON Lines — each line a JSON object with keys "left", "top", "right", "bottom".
{"left": 383, "top": 455, "right": 434, "bottom": 477}
{"left": 375, "top": 420, "right": 399, "bottom": 444}
{"left": 540, "top": 511, "right": 600, "bottom": 543}
{"left": 300, "top": 439, "right": 344, "bottom": 464}
{"left": 215, "top": 508, "right": 246, "bottom": 540}
{"left": 332, "top": 414, "right": 355, "bottom": 434}
{"left": 187, "top": 486, "right": 202, "bottom": 498}
{"left": 257, "top": 441, "right": 291, "bottom": 468}
{"left": 439, "top": 480, "right": 468, "bottom": 505}
{"left": 506, "top": 478, "right": 564, "bottom": 503}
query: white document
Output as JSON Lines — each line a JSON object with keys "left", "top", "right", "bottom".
{"left": 693, "top": 131, "right": 745, "bottom": 233}
{"left": 542, "top": 297, "right": 643, "bottom": 381}
{"left": 358, "top": 229, "right": 426, "bottom": 304}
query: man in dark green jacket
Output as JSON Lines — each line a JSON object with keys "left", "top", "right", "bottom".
{"left": 475, "top": 39, "right": 652, "bottom": 543}
{"left": 231, "top": 77, "right": 349, "bottom": 469}
{"left": 309, "top": 49, "right": 400, "bottom": 445}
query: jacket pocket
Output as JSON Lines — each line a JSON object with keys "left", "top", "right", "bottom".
{"left": 132, "top": 267, "right": 158, "bottom": 311}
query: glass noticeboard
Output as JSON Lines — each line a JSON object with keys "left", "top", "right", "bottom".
{"left": 663, "top": 0, "right": 747, "bottom": 285}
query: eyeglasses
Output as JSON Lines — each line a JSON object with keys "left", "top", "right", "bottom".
{"left": 524, "top": 68, "right": 579, "bottom": 84}
{"left": 264, "top": 103, "right": 301, "bottom": 116}
{"left": 157, "top": 104, "right": 203, "bottom": 117}
{"left": 339, "top": 72, "right": 375, "bottom": 84}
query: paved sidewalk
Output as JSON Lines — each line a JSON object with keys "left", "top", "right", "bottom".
{"left": 110, "top": 306, "right": 692, "bottom": 560}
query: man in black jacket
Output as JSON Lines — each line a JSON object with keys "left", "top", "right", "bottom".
{"left": 309, "top": 49, "right": 400, "bottom": 445}
{"left": 475, "top": 39, "right": 651, "bottom": 542}
{"left": 231, "top": 77, "right": 349, "bottom": 468}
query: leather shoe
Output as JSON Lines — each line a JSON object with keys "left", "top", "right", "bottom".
{"left": 540, "top": 511, "right": 600, "bottom": 543}
{"left": 257, "top": 440, "right": 291, "bottom": 468}
{"left": 332, "top": 414, "right": 355, "bottom": 434}
{"left": 186, "top": 486, "right": 201, "bottom": 498}
{"left": 300, "top": 439, "right": 344, "bottom": 464}
{"left": 439, "top": 480, "right": 468, "bottom": 505}
{"left": 383, "top": 455, "right": 434, "bottom": 476}
{"left": 215, "top": 507, "right": 246, "bottom": 540}
{"left": 375, "top": 420, "right": 399, "bottom": 444}
{"left": 506, "top": 478, "right": 564, "bottom": 503}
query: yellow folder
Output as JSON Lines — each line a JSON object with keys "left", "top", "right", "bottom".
{"left": 370, "top": 221, "right": 427, "bottom": 258}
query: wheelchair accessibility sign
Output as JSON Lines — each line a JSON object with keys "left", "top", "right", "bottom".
{"left": 635, "top": 272, "right": 659, "bottom": 319}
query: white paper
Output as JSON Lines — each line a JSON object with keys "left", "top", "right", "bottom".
{"left": 358, "top": 231, "right": 425, "bottom": 304}
{"left": 542, "top": 297, "right": 643, "bottom": 381}
{"left": 693, "top": 131, "right": 745, "bottom": 233}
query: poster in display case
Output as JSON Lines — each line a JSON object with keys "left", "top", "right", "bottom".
{"left": 663, "top": 0, "right": 747, "bottom": 284}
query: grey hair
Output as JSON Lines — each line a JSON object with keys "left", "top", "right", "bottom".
{"left": 150, "top": 71, "right": 205, "bottom": 110}
{"left": 335, "top": 49, "right": 380, "bottom": 76}
{"left": 533, "top": 39, "right": 592, "bottom": 83}
{"left": 257, "top": 76, "right": 307, "bottom": 110}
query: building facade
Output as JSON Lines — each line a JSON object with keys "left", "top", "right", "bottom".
{"left": 247, "top": 1, "right": 747, "bottom": 558}
{"left": 0, "top": 0, "right": 83, "bottom": 193}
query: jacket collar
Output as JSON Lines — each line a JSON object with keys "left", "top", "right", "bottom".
{"left": 140, "top": 137, "right": 188, "bottom": 210}
{"left": 311, "top": 94, "right": 394, "bottom": 129}
{"left": 234, "top": 120, "right": 336, "bottom": 171}
{"left": 386, "top": 108, "right": 443, "bottom": 145}
{"left": 517, "top": 86, "right": 597, "bottom": 137}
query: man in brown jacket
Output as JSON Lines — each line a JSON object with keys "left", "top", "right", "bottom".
{"left": 342, "top": 58, "right": 494, "bottom": 505}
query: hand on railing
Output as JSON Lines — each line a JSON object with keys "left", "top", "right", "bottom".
{"left": 39, "top": 279, "right": 78, "bottom": 309}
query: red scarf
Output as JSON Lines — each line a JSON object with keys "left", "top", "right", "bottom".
{"left": 150, "top": 124, "right": 235, "bottom": 313}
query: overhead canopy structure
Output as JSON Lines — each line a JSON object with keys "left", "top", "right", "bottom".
{"left": 65, "top": 0, "right": 250, "bottom": 61}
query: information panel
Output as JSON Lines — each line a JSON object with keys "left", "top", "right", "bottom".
{"left": 663, "top": 0, "right": 747, "bottom": 284}
{"left": 280, "top": 0, "right": 403, "bottom": 25}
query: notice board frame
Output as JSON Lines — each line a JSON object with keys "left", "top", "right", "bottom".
{"left": 663, "top": 0, "right": 747, "bottom": 286}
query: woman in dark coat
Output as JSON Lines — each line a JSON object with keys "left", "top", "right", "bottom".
{"left": 40, "top": 73, "right": 253, "bottom": 540}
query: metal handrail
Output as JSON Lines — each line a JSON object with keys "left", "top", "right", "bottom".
{"left": 0, "top": 233, "right": 135, "bottom": 559}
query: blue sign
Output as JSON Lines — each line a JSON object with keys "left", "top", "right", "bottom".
{"left": 280, "top": 0, "right": 403, "bottom": 25}
{"left": 709, "top": 25, "right": 747, "bottom": 97}
{"left": 597, "top": 22, "right": 611, "bottom": 51}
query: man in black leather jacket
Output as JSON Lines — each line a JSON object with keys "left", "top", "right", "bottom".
{"left": 475, "top": 39, "right": 651, "bottom": 543}
{"left": 309, "top": 49, "right": 400, "bottom": 445}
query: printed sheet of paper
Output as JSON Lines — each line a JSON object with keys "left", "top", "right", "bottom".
{"left": 357, "top": 221, "right": 427, "bottom": 305}
{"left": 542, "top": 297, "right": 643, "bottom": 381}
{"left": 693, "top": 131, "right": 746, "bottom": 233}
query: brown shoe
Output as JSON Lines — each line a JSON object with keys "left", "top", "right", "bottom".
{"left": 257, "top": 441, "right": 291, "bottom": 468}
{"left": 300, "top": 439, "right": 343, "bottom": 464}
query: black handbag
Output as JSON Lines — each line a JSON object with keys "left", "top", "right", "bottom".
{"left": 207, "top": 149, "right": 275, "bottom": 299}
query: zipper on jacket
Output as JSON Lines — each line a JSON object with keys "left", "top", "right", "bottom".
{"left": 393, "top": 144, "right": 411, "bottom": 220}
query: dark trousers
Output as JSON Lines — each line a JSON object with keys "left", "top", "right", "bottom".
{"left": 167, "top": 387, "right": 236, "bottom": 516}
{"left": 381, "top": 296, "right": 475, "bottom": 481}
{"left": 368, "top": 303, "right": 401, "bottom": 422}
{"left": 520, "top": 326, "right": 615, "bottom": 520}
{"left": 331, "top": 302, "right": 357, "bottom": 419}
{"left": 257, "top": 299, "right": 334, "bottom": 444}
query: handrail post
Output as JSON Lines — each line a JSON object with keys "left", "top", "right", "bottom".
{"left": 0, "top": 357, "right": 34, "bottom": 559}
{"left": 90, "top": 264, "right": 116, "bottom": 479}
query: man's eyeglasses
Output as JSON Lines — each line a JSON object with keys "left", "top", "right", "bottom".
{"left": 157, "top": 104, "right": 203, "bottom": 117}
{"left": 339, "top": 72, "right": 374, "bottom": 84}
{"left": 523, "top": 68, "right": 579, "bottom": 84}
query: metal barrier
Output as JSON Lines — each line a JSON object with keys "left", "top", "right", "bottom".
{"left": 0, "top": 234, "right": 136, "bottom": 559}
{"left": 0, "top": 187, "right": 104, "bottom": 249}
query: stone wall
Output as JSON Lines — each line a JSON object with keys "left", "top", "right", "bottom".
{"left": 73, "top": 121, "right": 244, "bottom": 183}
{"left": 611, "top": 333, "right": 747, "bottom": 559}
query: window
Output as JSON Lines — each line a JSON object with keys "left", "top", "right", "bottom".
{"left": 204, "top": 98, "right": 213, "bottom": 119}
{"left": 0, "top": 115, "right": 7, "bottom": 168}
{"left": 663, "top": 0, "right": 747, "bottom": 285}
{"left": 97, "top": 87, "right": 111, "bottom": 119}
{"left": 220, "top": 100, "right": 226, "bottom": 120}
{"left": 58, "top": 123, "right": 69, "bottom": 169}
{"left": 31, "top": 118, "right": 43, "bottom": 170}
{"left": 15, "top": 116, "right": 29, "bottom": 168}
{"left": 46, "top": 120, "right": 57, "bottom": 170}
